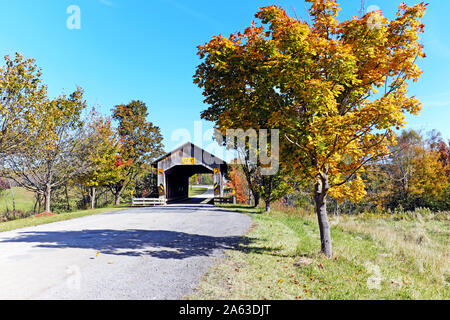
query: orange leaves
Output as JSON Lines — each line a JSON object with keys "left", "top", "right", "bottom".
{"left": 228, "top": 165, "right": 248, "bottom": 204}
{"left": 307, "top": 0, "right": 341, "bottom": 25}
{"left": 194, "top": 1, "right": 428, "bottom": 205}
{"left": 399, "top": 2, "right": 408, "bottom": 11}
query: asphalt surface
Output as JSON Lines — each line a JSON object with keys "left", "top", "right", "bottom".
{"left": 0, "top": 189, "right": 252, "bottom": 300}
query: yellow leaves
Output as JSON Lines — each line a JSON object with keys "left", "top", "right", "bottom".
{"left": 329, "top": 174, "right": 367, "bottom": 203}
{"left": 195, "top": 1, "right": 427, "bottom": 207}
{"left": 409, "top": 149, "right": 448, "bottom": 198}
{"left": 0, "top": 53, "right": 48, "bottom": 154}
{"left": 74, "top": 109, "right": 123, "bottom": 188}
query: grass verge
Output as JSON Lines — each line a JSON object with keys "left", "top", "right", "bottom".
{"left": 188, "top": 205, "right": 449, "bottom": 300}
{"left": 0, "top": 207, "right": 125, "bottom": 233}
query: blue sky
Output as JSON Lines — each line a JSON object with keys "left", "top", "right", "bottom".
{"left": 0, "top": 0, "right": 448, "bottom": 155}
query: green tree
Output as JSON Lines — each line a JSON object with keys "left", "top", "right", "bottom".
{"left": 260, "top": 167, "right": 294, "bottom": 212}
{"left": 109, "top": 100, "right": 164, "bottom": 205}
{"left": 134, "top": 171, "right": 158, "bottom": 198}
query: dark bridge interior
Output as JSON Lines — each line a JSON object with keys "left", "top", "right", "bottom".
{"left": 165, "top": 165, "right": 213, "bottom": 201}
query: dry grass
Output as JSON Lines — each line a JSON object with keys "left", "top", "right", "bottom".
{"left": 188, "top": 205, "right": 449, "bottom": 300}
{"left": 334, "top": 215, "right": 449, "bottom": 288}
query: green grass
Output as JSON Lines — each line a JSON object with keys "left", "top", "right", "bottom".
{"left": 0, "top": 206, "right": 125, "bottom": 233}
{"left": 189, "top": 205, "right": 449, "bottom": 300}
{"left": 0, "top": 187, "right": 36, "bottom": 217}
{"left": 189, "top": 186, "right": 208, "bottom": 197}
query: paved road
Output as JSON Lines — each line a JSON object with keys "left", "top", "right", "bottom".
{"left": 189, "top": 185, "right": 216, "bottom": 204}
{"left": 0, "top": 194, "right": 251, "bottom": 300}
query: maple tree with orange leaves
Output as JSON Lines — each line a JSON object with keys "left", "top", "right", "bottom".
{"left": 194, "top": 0, "right": 428, "bottom": 257}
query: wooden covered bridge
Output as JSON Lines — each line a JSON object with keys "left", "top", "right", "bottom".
{"left": 148, "top": 142, "right": 228, "bottom": 203}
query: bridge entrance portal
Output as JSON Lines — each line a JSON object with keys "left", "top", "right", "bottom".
{"left": 152, "top": 142, "right": 227, "bottom": 202}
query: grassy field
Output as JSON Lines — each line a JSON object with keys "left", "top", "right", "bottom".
{"left": 189, "top": 186, "right": 209, "bottom": 197}
{"left": 189, "top": 205, "right": 449, "bottom": 300}
{"left": 0, "top": 187, "right": 35, "bottom": 217}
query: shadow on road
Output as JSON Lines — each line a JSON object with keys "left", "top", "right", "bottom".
{"left": 0, "top": 229, "right": 245, "bottom": 259}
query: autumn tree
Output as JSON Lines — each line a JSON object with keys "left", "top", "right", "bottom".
{"left": 109, "top": 100, "right": 164, "bottom": 205}
{"left": 386, "top": 130, "right": 449, "bottom": 210}
{"left": 74, "top": 109, "right": 122, "bottom": 209}
{"left": 0, "top": 53, "right": 47, "bottom": 156}
{"left": 409, "top": 146, "right": 448, "bottom": 206}
{"left": 194, "top": 1, "right": 427, "bottom": 256}
{"left": 427, "top": 130, "right": 450, "bottom": 176}
{"left": 231, "top": 140, "right": 293, "bottom": 210}
{"left": 3, "top": 88, "right": 86, "bottom": 213}
{"left": 227, "top": 163, "right": 249, "bottom": 204}
{"left": 234, "top": 145, "right": 263, "bottom": 207}
{"left": 260, "top": 167, "right": 294, "bottom": 212}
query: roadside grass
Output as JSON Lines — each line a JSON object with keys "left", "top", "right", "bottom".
{"left": 0, "top": 206, "right": 125, "bottom": 233}
{"left": 189, "top": 205, "right": 449, "bottom": 300}
{"left": 189, "top": 186, "right": 208, "bottom": 197}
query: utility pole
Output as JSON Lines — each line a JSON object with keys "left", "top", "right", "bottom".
{"left": 359, "top": 0, "right": 366, "bottom": 17}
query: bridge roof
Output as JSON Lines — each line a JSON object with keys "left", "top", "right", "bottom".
{"left": 152, "top": 141, "right": 227, "bottom": 167}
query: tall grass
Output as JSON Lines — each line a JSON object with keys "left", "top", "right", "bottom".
{"left": 190, "top": 205, "right": 449, "bottom": 300}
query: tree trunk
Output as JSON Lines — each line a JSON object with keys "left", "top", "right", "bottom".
{"left": 253, "top": 191, "right": 260, "bottom": 208}
{"left": 314, "top": 176, "right": 332, "bottom": 257}
{"left": 36, "top": 193, "right": 42, "bottom": 214}
{"left": 3, "top": 191, "right": 9, "bottom": 219}
{"left": 265, "top": 200, "right": 271, "bottom": 212}
{"left": 44, "top": 185, "right": 51, "bottom": 213}
{"left": 33, "top": 194, "right": 39, "bottom": 214}
{"left": 65, "top": 184, "right": 71, "bottom": 211}
{"left": 90, "top": 187, "right": 96, "bottom": 210}
{"left": 104, "top": 191, "right": 108, "bottom": 207}
{"left": 114, "top": 192, "right": 122, "bottom": 206}
{"left": 110, "top": 181, "right": 125, "bottom": 206}
{"left": 11, "top": 187, "right": 16, "bottom": 219}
